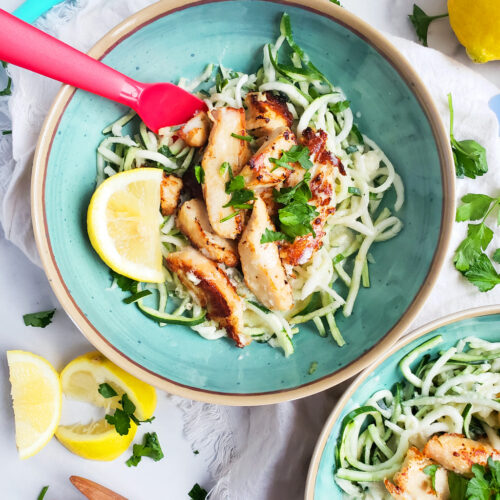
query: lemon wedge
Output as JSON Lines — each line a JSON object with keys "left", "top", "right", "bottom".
{"left": 7, "top": 350, "right": 62, "bottom": 459}
{"left": 55, "top": 351, "right": 157, "bottom": 461}
{"left": 87, "top": 168, "right": 165, "bottom": 283}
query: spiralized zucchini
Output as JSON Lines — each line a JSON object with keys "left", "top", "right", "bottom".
{"left": 98, "top": 13, "right": 404, "bottom": 356}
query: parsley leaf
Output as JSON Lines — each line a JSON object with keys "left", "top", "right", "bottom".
{"left": 98, "top": 383, "right": 117, "bottom": 398}
{"left": 225, "top": 175, "right": 245, "bottom": 193}
{"left": 328, "top": 100, "right": 350, "bottom": 113}
{"left": 448, "top": 471, "right": 469, "bottom": 500}
{"left": 215, "top": 66, "right": 228, "bottom": 93}
{"left": 260, "top": 228, "right": 289, "bottom": 244}
{"left": 37, "top": 486, "right": 49, "bottom": 500}
{"left": 270, "top": 145, "right": 313, "bottom": 171}
{"left": 456, "top": 194, "right": 494, "bottom": 222}
{"left": 467, "top": 464, "right": 490, "bottom": 500}
{"left": 219, "top": 161, "right": 231, "bottom": 176}
{"left": 126, "top": 432, "right": 164, "bottom": 467}
{"left": 194, "top": 165, "right": 204, "bottom": 184}
{"left": 110, "top": 270, "right": 136, "bottom": 292}
{"left": 273, "top": 172, "right": 312, "bottom": 205}
{"left": 454, "top": 223, "right": 493, "bottom": 272}
{"left": 120, "top": 393, "right": 136, "bottom": 415}
{"left": 408, "top": 4, "right": 448, "bottom": 47}
{"left": 423, "top": 464, "right": 439, "bottom": 493}
{"left": 157, "top": 145, "right": 176, "bottom": 158}
{"left": 279, "top": 201, "right": 319, "bottom": 239}
{"left": 188, "top": 483, "right": 208, "bottom": 500}
{"left": 493, "top": 249, "right": 500, "bottom": 264}
{"left": 106, "top": 409, "right": 131, "bottom": 436}
{"left": 223, "top": 189, "right": 255, "bottom": 209}
{"left": 222, "top": 172, "right": 255, "bottom": 215}
{"left": 23, "top": 309, "right": 55, "bottom": 328}
{"left": 2, "top": 130, "right": 12, "bottom": 135}
{"left": 448, "top": 93, "right": 488, "bottom": 179}
{"left": 464, "top": 253, "right": 500, "bottom": 292}
{"left": 329, "top": 0, "right": 341, "bottom": 5}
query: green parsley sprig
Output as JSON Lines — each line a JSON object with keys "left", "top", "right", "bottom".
{"left": 126, "top": 432, "right": 164, "bottom": 467}
{"left": 448, "top": 93, "right": 488, "bottom": 179}
{"left": 100, "top": 387, "right": 154, "bottom": 436}
{"left": 408, "top": 4, "right": 448, "bottom": 47}
{"left": 188, "top": 483, "right": 208, "bottom": 500}
{"left": 454, "top": 193, "right": 500, "bottom": 292}
{"left": 423, "top": 464, "right": 439, "bottom": 493}
{"left": 220, "top": 167, "right": 255, "bottom": 222}
{"left": 448, "top": 458, "right": 500, "bottom": 500}
{"left": 194, "top": 165, "right": 205, "bottom": 184}
{"left": 23, "top": 310, "right": 56, "bottom": 328}
{"left": 269, "top": 145, "right": 312, "bottom": 172}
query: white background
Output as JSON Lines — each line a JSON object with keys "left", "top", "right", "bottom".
{"left": 0, "top": 0, "right": 498, "bottom": 499}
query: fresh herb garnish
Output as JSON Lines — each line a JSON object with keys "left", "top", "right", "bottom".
{"left": 330, "top": 0, "right": 342, "bottom": 5}
{"left": 408, "top": 4, "right": 448, "bottom": 47}
{"left": 123, "top": 289, "right": 152, "bottom": 304}
{"left": 493, "top": 249, "right": 500, "bottom": 264}
{"left": 270, "top": 145, "right": 312, "bottom": 172}
{"left": 333, "top": 253, "right": 345, "bottom": 264}
{"left": 215, "top": 66, "right": 228, "bottom": 93}
{"left": 194, "top": 450, "right": 199, "bottom": 455}
{"left": 273, "top": 172, "right": 312, "bottom": 205}
{"left": 448, "top": 471, "right": 469, "bottom": 500}
{"left": 98, "top": 383, "right": 118, "bottom": 398}
{"left": 126, "top": 432, "right": 164, "bottom": 467}
{"left": 194, "top": 165, "right": 205, "bottom": 184}
{"left": 157, "top": 145, "right": 176, "bottom": 158}
{"left": 2, "top": 130, "right": 12, "bottom": 135}
{"left": 348, "top": 187, "right": 362, "bottom": 196}
{"left": 308, "top": 361, "right": 318, "bottom": 374}
{"left": 0, "top": 61, "right": 12, "bottom": 97}
{"left": 448, "top": 93, "right": 488, "bottom": 179}
{"left": 37, "top": 486, "right": 49, "bottom": 500}
{"left": 220, "top": 211, "right": 240, "bottom": 223}
{"left": 23, "top": 309, "right": 56, "bottom": 328}
{"left": 225, "top": 175, "right": 245, "bottom": 192}
{"left": 104, "top": 391, "right": 155, "bottom": 436}
{"left": 188, "top": 483, "right": 208, "bottom": 500}
{"left": 446, "top": 458, "right": 500, "bottom": 500}
{"left": 111, "top": 270, "right": 137, "bottom": 293}
{"left": 219, "top": 161, "right": 231, "bottom": 176}
{"left": 231, "top": 133, "right": 253, "bottom": 142}
{"left": 423, "top": 464, "right": 439, "bottom": 493}
{"left": 260, "top": 228, "right": 289, "bottom": 244}
{"left": 454, "top": 193, "right": 500, "bottom": 291}
{"left": 328, "top": 100, "right": 350, "bottom": 113}
{"left": 220, "top": 170, "right": 255, "bottom": 222}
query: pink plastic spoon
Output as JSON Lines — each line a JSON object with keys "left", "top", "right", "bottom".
{"left": 0, "top": 9, "right": 207, "bottom": 132}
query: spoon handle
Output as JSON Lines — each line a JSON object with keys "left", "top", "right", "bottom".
{"left": 70, "top": 476, "right": 128, "bottom": 500}
{"left": 0, "top": 9, "right": 142, "bottom": 109}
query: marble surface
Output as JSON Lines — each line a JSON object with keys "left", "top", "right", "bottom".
{"left": 0, "top": 1, "right": 498, "bottom": 499}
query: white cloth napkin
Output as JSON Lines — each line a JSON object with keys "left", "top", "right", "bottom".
{"left": 1, "top": 1, "right": 499, "bottom": 499}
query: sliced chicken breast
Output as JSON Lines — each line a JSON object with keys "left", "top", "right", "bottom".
{"left": 165, "top": 247, "right": 250, "bottom": 347}
{"left": 239, "top": 127, "right": 297, "bottom": 189}
{"left": 160, "top": 173, "right": 183, "bottom": 216}
{"left": 201, "top": 107, "right": 251, "bottom": 239}
{"left": 245, "top": 91, "right": 294, "bottom": 138}
{"left": 385, "top": 447, "right": 450, "bottom": 500}
{"left": 423, "top": 433, "right": 500, "bottom": 476}
{"left": 239, "top": 197, "right": 293, "bottom": 311}
{"left": 178, "top": 111, "right": 211, "bottom": 147}
{"left": 177, "top": 199, "right": 239, "bottom": 267}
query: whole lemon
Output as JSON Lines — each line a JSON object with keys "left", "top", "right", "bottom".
{"left": 448, "top": 0, "right": 500, "bottom": 63}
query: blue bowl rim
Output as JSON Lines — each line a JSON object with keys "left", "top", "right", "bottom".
{"left": 31, "top": 0, "right": 455, "bottom": 406}
{"left": 304, "top": 304, "right": 500, "bottom": 499}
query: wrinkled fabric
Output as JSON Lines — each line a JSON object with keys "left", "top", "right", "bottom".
{"left": 0, "top": 2, "right": 499, "bottom": 498}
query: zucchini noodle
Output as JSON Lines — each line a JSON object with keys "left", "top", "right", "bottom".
{"left": 335, "top": 336, "right": 500, "bottom": 498}
{"left": 96, "top": 13, "right": 404, "bottom": 356}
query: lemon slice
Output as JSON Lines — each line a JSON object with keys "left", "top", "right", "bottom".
{"left": 7, "top": 350, "right": 62, "bottom": 459}
{"left": 87, "top": 168, "right": 165, "bottom": 283}
{"left": 56, "top": 351, "right": 157, "bottom": 461}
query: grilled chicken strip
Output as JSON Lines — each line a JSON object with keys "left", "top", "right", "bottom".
{"left": 239, "top": 197, "right": 293, "bottom": 311}
{"left": 165, "top": 247, "right": 250, "bottom": 347}
{"left": 245, "top": 91, "right": 294, "bottom": 138}
{"left": 177, "top": 199, "right": 239, "bottom": 267}
{"left": 279, "top": 128, "right": 341, "bottom": 267}
{"left": 201, "top": 107, "right": 251, "bottom": 239}
{"left": 239, "top": 127, "right": 297, "bottom": 189}
{"left": 423, "top": 433, "right": 500, "bottom": 476}
{"left": 178, "top": 111, "right": 211, "bottom": 147}
{"left": 160, "top": 173, "right": 183, "bottom": 216}
{"left": 384, "top": 447, "right": 450, "bottom": 500}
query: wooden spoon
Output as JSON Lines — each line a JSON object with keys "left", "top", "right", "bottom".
{"left": 70, "top": 476, "right": 128, "bottom": 500}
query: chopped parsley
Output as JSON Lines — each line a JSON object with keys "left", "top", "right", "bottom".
{"left": 219, "top": 161, "right": 231, "bottom": 176}
{"left": 454, "top": 193, "right": 500, "bottom": 292}
{"left": 408, "top": 4, "right": 448, "bottom": 47}
{"left": 157, "top": 145, "right": 176, "bottom": 158}
{"left": 98, "top": 383, "right": 118, "bottom": 398}
{"left": 104, "top": 391, "right": 155, "bottom": 436}
{"left": 215, "top": 66, "right": 228, "bottom": 93}
{"left": 37, "top": 486, "right": 49, "bottom": 500}
{"left": 231, "top": 133, "right": 253, "bottom": 142}
{"left": 447, "top": 458, "right": 500, "bottom": 500}
{"left": 193, "top": 450, "right": 199, "bottom": 455}
{"left": 348, "top": 187, "right": 362, "bottom": 196}
{"left": 448, "top": 93, "right": 488, "bottom": 179}
{"left": 260, "top": 228, "right": 289, "bottom": 244}
{"left": 2, "top": 130, "right": 12, "bottom": 135}
{"left": 269, "top": 145, "right": 312, "bottom": 172}
{"left": 194, "top": 165, "right": 205, "bottom": 184}
{"left": 23, "top": 309, "right": 55, "bottom": 328}
{"left": 188, "top": 483, "right": 208, "bottom": 500}
{"left": 126, "top": 432, "right": 164, "bottom": 467}
{"left": 493, "top": 249, "right": 500, "bottom": 264}
{"left": 308, "top": 361, "right": 318, "bottom": 374}
{"left": 111, "top": 270, "right": 137, "bottom": 292}
{"left": 423, "top": 464, "right": 439, "bottom": 492}
{"left": 328, "top": 100, "right": 350, "bottom": 113}
{"left": 329, "top": 0, "right": 342, "bottom": 5}
{"left": 220, "top": 168, "right": 255, "bottom": 222}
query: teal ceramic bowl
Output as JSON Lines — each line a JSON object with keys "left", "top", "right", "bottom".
{"left": 32, "top": 0, "right": 454, "bottom": 404}
{"left": 305, "top": 306, "right": 500, "bottom": 499}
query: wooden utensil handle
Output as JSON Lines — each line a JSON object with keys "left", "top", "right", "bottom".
{"left": 70, "top": 476, "right": 128, "bottom": 500}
